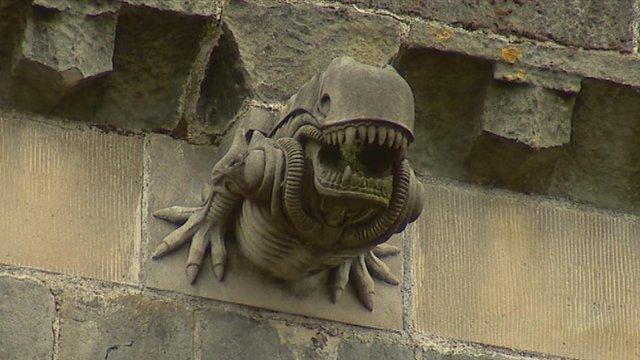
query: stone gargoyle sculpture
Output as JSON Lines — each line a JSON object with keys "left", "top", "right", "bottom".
{"left": 152, "top": 57, "right": 424, "bottom": 310}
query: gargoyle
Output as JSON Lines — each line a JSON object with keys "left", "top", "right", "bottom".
{"left": 152, "top": 57, "right": 424, "bottom": 310}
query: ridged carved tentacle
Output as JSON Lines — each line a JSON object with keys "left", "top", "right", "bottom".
{"left": 294, "top": 124, "right": 324, "bottom": 143}
{"left": 342, "top": 159, "right": 411, "bottom": 248}
{"left": 277, "top": 137, "right": 321, "bottom": 235}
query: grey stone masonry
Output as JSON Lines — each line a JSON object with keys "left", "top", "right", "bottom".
{"left": 57, "top": 288, "right": 195, "bottom": 359}
{"left": 0, "top": 276, "right": 55, "bottom": 360}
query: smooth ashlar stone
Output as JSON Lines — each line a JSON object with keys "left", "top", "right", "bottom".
{"left": 412, "top": 181, "right": 640, "bottom": 360}
{"left": 0, "top": 112, "right": 142, "bottom": 284}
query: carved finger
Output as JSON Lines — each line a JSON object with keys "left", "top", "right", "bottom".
{"left": 365, "top": 252, "right": 399, "bottom": 285}
{"left": 152, "top": 211, "right": 206, "bottom": 259}
{"left": 331, "top": 259, "right": 352, "bottom": 303}
{"left": 153, "top": 206, "right": 202, "bottom": 224}
{"left": 210, "top": 226, "right": 227, "bottom": 281}
{"left": 185, "top": 223, "right": 212, "bottom": 284}
{"left": 352, "top": 255, "right": 375, "bottom": 311}
{"left": 372, "top": 243, "right": 400, "bottom": 257}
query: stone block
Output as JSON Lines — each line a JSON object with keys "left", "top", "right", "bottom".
{"left": 337, "top": 337, "right": 415, "bottom": 360}
{"left": 340, "top": 0, "right": 636, "bottom": 52}
{"left": 411, "top": 182, "right": 640, "bottom": 360}
{"left": 6, "top": 2, "right": 117, "bottom": 113}
{"left": 58, "top": 290, "right": 193, "bottom": 359}
{"left": 141, "top": 134, "right": 404, "bottom": 329}
{"left": 0, "top": 112, "right": 142, "bottom": 284}
{"left": 481, "top": 64, "right": 579, "bottom": 149}
{"left": 223, "top": 0, "right": 403, "bottom": 101}
{"left": 548, "top": 80, "right": 640, "bottom": 214}
{"left": 56, "top": 6, "right": 212, "bottom": 131}
{"left": 199, "top": 310, "right": 297, "bottom": 360}
{"left": 120, "top": 0, "right": 221, "bottom": 16}
{"left": 0, "top": 276, "right": 55, "bottom": 360}
{"left": 421, "top": 348, "right": 507, "bottom": 360}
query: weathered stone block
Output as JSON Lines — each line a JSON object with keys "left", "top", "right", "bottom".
{"left": 120, "top": 0, "right": 221, "bottom": 16}
{"left": 199, "top": 310, "right": 296, "bottom": 360}
{"left": 341, "top": 0, "right": 636, "bottom": 52}
{"left": 393, "top": 48, "right": 492, "bottom": 179}
{"left": 0, "top": 276, "right": 55, "bottom": 360}
{"left": 421, "top": 348, "right": 507, "bottom": 360}
{"left": 223, "top": 0, "right": 403, "bottom": 101}
{"left": 548, "top": 80, "right": 640, "bottom": 214}
{"left": 481, "top": 64, "right": 580, "bottom": 149}
{"left": 7, "top": 2, "right": 117, "bottom": 113}
{"left": 0, "top": 112, "right": 142, "bottom": 284}
{"left": 57, "top": 6, "right": 212, "bottom": 131}
{"left": 141, "top": 134, "right": 404, "bottom": 329}
{"left": 58, "top": 290, "right": 194, "bottom": 359}
{"left": 412, "top": 182, "right": 640, "bottom": 360}
{"left": 337, "top": 337, "right": 415, "bottom": 360}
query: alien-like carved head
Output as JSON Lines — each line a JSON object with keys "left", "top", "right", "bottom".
{"left": 270, "top": 57, "right": 419, "bottom": 248}
{"left": 273, "top": 56, "right": 414, "bottom": 201}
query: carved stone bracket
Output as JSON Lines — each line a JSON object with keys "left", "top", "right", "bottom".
{"left": 152, "top": 57, "right": 425, "bottom": 310}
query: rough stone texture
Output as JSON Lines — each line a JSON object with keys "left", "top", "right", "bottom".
{"left": 58, "top": 289, "right": 194, "bottom": 359}
{"left": 223, "top": 0, "right": 403, "bottom": 101}
{"left": 397, "top": 48, "right": 640, "bottom": 214}
{"left": 337, "top": 337, "right": 415, "bottom": 360}
{"left": 481, "top": 64, "right": 579, "bottom": 149}
{"left": 56, "top": 6, "right": 211, "bottom": 130}
{"left": 342, "top": 0, "right": 636, "bottom": 52}
{"left": 0, "top": 0, "right": 29, "bottom": 107}
{"left": 0, "top": 112, "right": 142, "bottom": 283}
{"left": 199, "top": 310, "right": 296, "bottom": 360}
{"left": 412, "top": 181, "right": 640, "bottom": 360}
{"left": 195, "top": 25, "right": 250, "bottom": 134}
{"left": 548, "top": 80, "right": 640, "bottom": 214}
{"left": 421, "top": 348, "right": 508, "bottom": 360}
{"left": 407, "top": 21, "right": 640, "bottom": 90}
{"left": 0, "top": 276, "right": 55, "bottom": 360}
{"left": 393, "top": 48, "right": 492, "bottom": 179}
{"left": 6, "top": 2, "right": 117, "bottom": 113}
{"left": 142, "top": 134, "right": 404, "bottom": 329}
{"left": 481, "top": 84, "right": 574, "bottom": 149}
{"left": 120, "top": 0, "right": 221, "bottom": 16}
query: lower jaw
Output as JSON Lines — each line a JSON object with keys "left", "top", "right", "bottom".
{"left": 313, "top": 176, "right": 390, "bottom": 207}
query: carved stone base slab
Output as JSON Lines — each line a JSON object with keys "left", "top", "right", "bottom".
{"left": 141, "top": 134, "right": 403, "bottom": 329}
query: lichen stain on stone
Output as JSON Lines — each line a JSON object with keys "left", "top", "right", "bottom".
{"left": 501, "top": 68, "right": 527, "bottom": 82}
{"left": 434, "top": 29, "right": 452, "bottom": 43}
{"left": 500, "top": 46, "right": 521, "bottom": 64}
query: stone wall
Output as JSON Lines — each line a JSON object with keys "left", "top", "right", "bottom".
{"left": 0, "top": 0, "right": 638, "bottom": 359}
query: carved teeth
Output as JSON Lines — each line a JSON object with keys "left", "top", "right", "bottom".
{"left": 337, "top": 131, "right": 345, "bottom": 145}
{"left": 394, "top": 131, "right": 403, "bottom": 149}
{"left": 331, "top": 132, "right": 338, "bottom": 145}
{"left": 357, "top": 126, "right": 367, "bottom": 142}
{"left": 341, "top": 166, "right": 352, "bottom": 185}
{"left": 345, "top": 127, "right": 356, "bottom": 146}
{"left": 386, "top": 129, "right": 396, "bottom": 147}
{"left": 367, "top": 126, "right": 376, "bottom": 144}
{"left": 377, "top": 128, "right": 387, "bottom": 146}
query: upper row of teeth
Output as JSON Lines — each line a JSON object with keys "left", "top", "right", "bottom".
{"left": 323, "top": 125, "right": 408, "bottom": 150}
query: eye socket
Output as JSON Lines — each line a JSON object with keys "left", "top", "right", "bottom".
{"left": 317, "top": 93, "right": 331, "bottom": 116}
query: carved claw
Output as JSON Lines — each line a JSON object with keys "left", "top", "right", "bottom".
{"left": 331, "top": 244, "right": 400, "bottom": 310}
{"left": 153, "top": 206, "right": 203, "bottom": 224}
{"left": 152, "top": 205, "right": 229, "bottom": 284}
